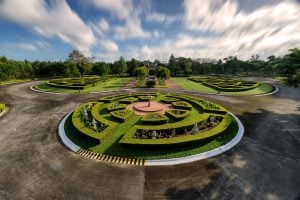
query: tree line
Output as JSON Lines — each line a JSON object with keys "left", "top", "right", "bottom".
{"left": 0, "top": 48, "right": 299, "bottom": 85}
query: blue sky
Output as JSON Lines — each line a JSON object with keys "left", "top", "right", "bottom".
{"left": 0, "top": 0, "right": 299, "bottom": 62}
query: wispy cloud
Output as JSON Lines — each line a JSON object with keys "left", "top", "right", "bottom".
{"left": 145, "top": 12, "right": 181, "bottom": 25}
{"left": 0, "top": 0, "right": 119, "bottom": 56}
{"left": 86, "top": 0, "right": 151, "bottom": 40}
{"left": 6, "top": 42, "right": 38, "bottom": 51}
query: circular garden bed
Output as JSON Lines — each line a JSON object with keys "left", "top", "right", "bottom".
{"left": 184, "top": 76, "right": 276, "bottom": 95}
{"left": 62, "top": 92, "right": 242, "bottom": 161}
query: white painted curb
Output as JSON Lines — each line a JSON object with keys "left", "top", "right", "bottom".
{"left": 58, "top": 110, "right": 244, "bottom": 166}
{"left": 58, "top": 111, "right": 80, "bottom": 152}
{"left": 146, "top": 112, "right": 244, "bottom": 166}
{"left": 254, "top": 85, "right": 279, "bottom": 96}
{"left": 30, "top": 85, "right": 65, "bottom": 95}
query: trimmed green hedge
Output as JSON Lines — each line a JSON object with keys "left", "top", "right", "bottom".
{"left": 72, "top": 103, "right": 102, "bottom": 141}
{"left": 120, "top": 114, "right": 232, "bottom": 148}
{"left": 107, "top": 103, "right": 127, "bottom": 111}
{"left": 119, "top": 97, "right": 139, "bottom": 104}
{"left": 160, "top": 97, "right": 180, "bottom": 103}
{"left": 165, "top": 109, "right": 191, "bottom": 121}
{"left": 98, "top": 94, "right": 130, "bottom": 103}
{"left": 188, "top": 76, "right": 260, "bottom": 92}
{"left": 167, "top": 94, "right": 226, "bottom": 114}
{"left": 172, "top": 101, "right": 192, "bottom": 110}
{"left": 138, "top": 96, "right": 154, "bottom": 101}
{"left": 46, "top": 77, "right": 102, "bottom": 90}
{"left": 141, "top": 113, "right": 169, "bottom": 125}
{"left": 110, "top": 109, "right": 133, "bottom": 122}
{"left": 0, "top": 103, "right": 6, "bottom": 113}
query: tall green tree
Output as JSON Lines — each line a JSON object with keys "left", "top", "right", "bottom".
{"left": 136, "top": 66, "right": 149, "bottom": 81}
{"left": 116, "top": 56, "right": 127, "bottom": 77}
{"left": 128, "top": 58, "right": 139, "bottom": 76}
{"left": 168, "top": 54, "right": 177, "bottom": 75}
{"left": 67, "top": 49, "right": 92, "bottom": 75}
{"left": 92, "top": 62, "right": 110, "bottom": 77}
{"left": 156, "top": 66, "right": 170, "bottom": 84}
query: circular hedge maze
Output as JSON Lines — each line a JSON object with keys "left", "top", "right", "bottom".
{"left": 63, "top": 92, "right": 241, "bottom": 165}
{"left": 188, "top": 76, "right": 274, "bottom": 94}
{"left": 45, "top": 77, "right": 102, "bottom": 90}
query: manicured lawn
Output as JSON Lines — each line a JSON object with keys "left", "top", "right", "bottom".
{"left": 171, "top": 77, "right": 217, "bottom": 93}
{"left": 35, "top": 77, "right": 133, "bottom": 93}
{"left": 172, "top": 77, "right": 274, "bottom": 95}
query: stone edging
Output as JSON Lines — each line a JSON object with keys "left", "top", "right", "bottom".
{"left": 58, "top": 110, "right": 244, "bottom": 166}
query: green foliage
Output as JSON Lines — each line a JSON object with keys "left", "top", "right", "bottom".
{"left": 141, "top": 113, "right": 169, "bottom": 125}
{"left": 110, "top": 109, "right": 133, "bottom": 122}
{"left": 72, "top": 103, "right": 104, "bottom": 141}
{"left": 120, "top": 114, "right": 232, "bottom": 148}
{"left": 67, "top": 49, "right": 92, "bottom": 75}
{"left": 107, "top": 103, "right": 127, "bottom": 111}
{"left": 0, "top": 103, "right": 6, "bottom": 112}
{"left": 68, "top": 92, "right": 239, "bottom": 159}
{"left": 119, "top": 97, "right": 139, "bottom": 104}
{"left": 135, "top": 66, "right": 149, "bottom": 81}
{"left": 46, "top": 77, "right": 102, "bottom": 90}
{"left": 156, "top": 66, "right": 170, "bottom": 81}
{"left": 160, "top": 97, "right": 180, "bottom": 103}
{"left": 172, "top": 101, "right": 192, "bottom": 110}
{"left": 92, "top": 62, "right": 110, "bottom": 77}
{"left": 138, "top": 96, "right": 154, "bottom": 101}
{"left": 165, "top": 109, "right": 191, "bottom": 121}
{"left": 115, "top": 56, "right": 127, "bottom": 77}
{"left": 189, "top": 76, "right": 260, "bottom": 92}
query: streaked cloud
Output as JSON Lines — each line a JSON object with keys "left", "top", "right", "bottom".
{"left": 0, "top": 0, "right": 299, "bottom": 61}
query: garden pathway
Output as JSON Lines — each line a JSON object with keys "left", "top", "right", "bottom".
{"left": 165, "top": 78, "right": 183, "bottom": 90}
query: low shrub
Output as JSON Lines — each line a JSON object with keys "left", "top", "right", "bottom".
{"left": 165, "top": 109, "right": 191, "bottom": 121}
{"left": 138, "top": 96, "right": 154, "bottom": 101}
{"left": 160, "top": 97, "right": 180, "bottom": 103}
{"left": 119, "top": 97, "right": 139, "bottom": 104}
{"left": 107, "top": 102, "right": 127, "bottom": 111}
{"left": 141, "top": 113, "right": 169, "bottom": 125}
{"left": 110, "top": 109, "right": 133, "bottom": 122}
{"left": 189, "top": 76, "right": 260, "bottom": 92}
{"left": 72, "top": 102, "right": 105, "bottom": 141}
{"left": 172, "top": 101, "right": 192, "bottom": 110}
{"left": 120, "top": 114, "right": 232, "bottom": 148}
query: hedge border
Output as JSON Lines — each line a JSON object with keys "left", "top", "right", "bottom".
{"left": 119, "top": 114, "right": 231, "bottom": 148}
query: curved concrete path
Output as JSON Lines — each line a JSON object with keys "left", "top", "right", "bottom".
{"left": 0, "top": 80, "right": 299, "bottom": 200}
